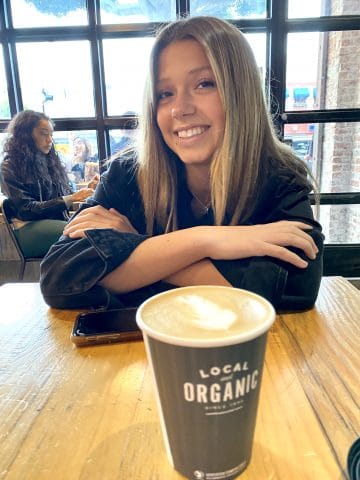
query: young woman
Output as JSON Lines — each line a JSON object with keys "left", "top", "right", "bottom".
{"left": 0, "top": 110, "right": 94, "bottom": 257}
{"left": 71, "top": 136, "right": 99, "bottom": 184}
{"left": 40, "top": 16, "right": 323, "bottom": 311}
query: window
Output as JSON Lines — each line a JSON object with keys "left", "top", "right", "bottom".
{"left": 286, "top": 31, "right": 360, "bottom": 111}
{"left": 53, "top": 130, "right": 98, "bottom": 187}
{"left": 1, "top": 0, "right": 359, "bottom": 276}
{"left": 10, "top": 0, "right": 88, "bottom": 27}
{"left": 99, "top": 0, "right": 176, "bottom": 24}
{"left": 103, "top": 38, "right": 154, "bottom": 116}
{"left": 0, "top": 50, "right": 10, "bottom": 119}
{"left": 288, "top": 0, "right": 360, "bottom": 17}
{"left": 16, "top": 41, "right": 95, "bottom": 117}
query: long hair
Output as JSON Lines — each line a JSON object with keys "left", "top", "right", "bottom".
{"left": 73, "top": 136, "right": 92, "bottom": 162}
{"left": 1, "top": 110, "right": 72, "bottom": 194}
{"left": 138, "top": 16, "right": 312, "bottom": 234}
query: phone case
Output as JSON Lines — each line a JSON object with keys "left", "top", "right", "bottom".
{"left": 71, "top": 308, "right": 142, "bottom": 346}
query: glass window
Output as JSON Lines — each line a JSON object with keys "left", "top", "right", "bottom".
{"left": 191, "top": 0, "right": 266, "bottom": 19}
{"left": 284, "top": 123, "right": 315, "bottom": 171}
{"left": 244, "top": 33, "right": 266, "bottom": 83}
{"left": 103, "top": 33, "right": 265, "bottom": 117}
{"left": 288, "top": 0, "right": 360, "bottom": 18}
{"left": 103, "top": 37, "right": 154, "bottom": 116}
{"left": 1, "top": 132, "right": 8, "bottom": 194}
{"left": 315, "top": 204, "right": 360, "bottom": 244}
{"left": 53, "top": 130, "right": 98, "bottom": 189}
{"left": 10, "top": 0, "right": 88, "bottom": 27}
{"left": 16, "top": 41, "right": 95, "bottom": 117}
{"left": 109, "top": 128, "right": 138, "bottom": 156}
{"left": 0, "top": 132, "right": 7, "bottom": 159}
{"left": 99, "top": 0, "right": 176, "bottom": 24}
{"left": 0, "top": 50, "right": 10, "bottom": 119}
{"left": 286, "top": 31, "right": 360, "bottom": 111}
{"left": 284, "top": 122, "right": 360, "bottom": 194}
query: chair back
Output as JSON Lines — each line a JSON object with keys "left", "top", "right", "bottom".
{"left": 1, "top": 198, "right": 40, "bottom": 280}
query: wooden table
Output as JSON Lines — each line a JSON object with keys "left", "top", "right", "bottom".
{"left": 0, "top": 277, "right": 359, "bottom": 479}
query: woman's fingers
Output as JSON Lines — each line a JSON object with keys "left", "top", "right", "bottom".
{"left": 259, "top": 243, "right": 308, "bottom": 268}
{"left": 87, "top": 174, "right": 99, "bottom": 189}
{"left": 63, "top": 205, "right": 137, "bottom": 238}
{"left": 72, "top": 188, "right": 94, "bottom": 201}
{"left": 270, "top": 231, "right": 318, "bottom": 259}
{"left": 257, "top": 221, "right": 318, "bottom": 258}
{"left": 206, "top": 221, "right": 319, "bottom": 267}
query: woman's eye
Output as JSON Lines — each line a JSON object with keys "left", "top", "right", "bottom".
{"left": 197, "top": 80, "right": 216, "bottom": 89}
{"left": 157, "top": 91, "right": 172, "bottom": 101}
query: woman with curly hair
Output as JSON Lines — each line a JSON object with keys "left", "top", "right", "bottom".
{"left": 0, "top": 110, "right": 94, "bottom": 257}
{"left": 40, "top": 17, "right": 323, "bottom": 311}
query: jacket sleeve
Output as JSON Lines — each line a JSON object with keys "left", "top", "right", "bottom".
{"left": 40, "top": 156, "right": 151, "bottom": 309}
{"left": 1, "top": 166, "right": 68, "bottom": 220}
{"left": 212, "top": 179, "right": 324, "bottom": 312}
{"left": 40, "top": 227, "right": 150, "bottom": 309}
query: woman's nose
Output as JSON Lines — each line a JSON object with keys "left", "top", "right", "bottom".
{"left": 171, "top": 92, "right": 195, "bottom": 119}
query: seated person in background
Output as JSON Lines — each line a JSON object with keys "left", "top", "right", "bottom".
{"left": 71, "top": 136, "right": 98, "bottom": 183}
{"left": 0, "top": 110, "right": 94, "bottom": 257}
{"left": 40, "top": 16, "right": 323, "bottom": 312}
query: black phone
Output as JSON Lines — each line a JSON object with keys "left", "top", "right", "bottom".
{"left": 71, "top": 307, "right": 142, "bottom": 346}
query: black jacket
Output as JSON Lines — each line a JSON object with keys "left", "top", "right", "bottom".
{"left": 1, "top": 157, "right": 70, "bottom": 221}
{"left": 40, "top": 155, "right": 324, "bottom": 312}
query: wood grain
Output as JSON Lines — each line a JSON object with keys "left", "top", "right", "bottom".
{"left": 0, "top": 278, "right": 359, "bottom": 479}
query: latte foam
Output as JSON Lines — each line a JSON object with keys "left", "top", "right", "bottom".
{"left": 137, "top": 286, "right": 275, "bottom": 346}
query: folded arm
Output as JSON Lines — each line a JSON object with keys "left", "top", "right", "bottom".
{"left": 96, "top": 221, "right": 317, "bottom": 294}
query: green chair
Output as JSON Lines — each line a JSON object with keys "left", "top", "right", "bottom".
{"left": 1, "top": 198, "right": 42, "bottom": 281}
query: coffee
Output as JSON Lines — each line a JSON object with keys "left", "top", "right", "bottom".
{"left": 137, "top": 286, "right": 275, "bottom": 480}
{"left": 139, "top": 286, "right": 273, "bottom": 345}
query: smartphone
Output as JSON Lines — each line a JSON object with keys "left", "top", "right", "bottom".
{"left": 71, "top": 307, "right": 142, "bottom": 346}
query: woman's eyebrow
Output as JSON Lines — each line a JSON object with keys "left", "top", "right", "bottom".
{"left": 157, "top": 65, "right": 213, "bottom": 85}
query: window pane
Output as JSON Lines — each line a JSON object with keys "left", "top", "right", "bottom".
{"left": 284, "top": 124, "right": 314, "bottom": 172}
{"left": 288, "top": 0, "right": 360, "bottom": 18}
{"left": 0, "top": 132, "right": 5, "bottom": 194}
{"left": 99, "top": 0, "right": 175, "bottom": 24}
{"left": 284, "top": 122, "right": 360, "bottom": 193}
{"left": 315, "top": 204, "right": 360, "bottom": 244}
{"left": 191, "top": 0, "right": 266, "bottom": 18}
{"left": 53, "top": 130, "right": 98, "bottom": 189}
{"left": 0, "top": 132, "right": 7, "bottom": 159}
{"left": 103, "top": 38, "right": 154, "bottom": 116}
{"left": 286, "top": 31, "right": 360, "bottom": 111}
{"left": 244, "top": 33, "right": 266, "bottom": 83}
{"left": 110, "top": 128, "right": 138, "bottom": 156}
{"left": 0, "top": 50, "right": 10, "bottom": 119}
{"left": 10, "top": 0, "right": 88, "bottom": 27}
{"left": 16, "top": 41, "right": 95, "bottom": 117}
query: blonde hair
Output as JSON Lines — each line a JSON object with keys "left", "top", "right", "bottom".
{"left": 137, "top": 16, "right": 310, "bottom": 234}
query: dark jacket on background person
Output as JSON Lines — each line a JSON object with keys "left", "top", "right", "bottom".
{"left": 40, "top": 154, "right": 324, "bottom": 312}
{"left": 1, "top": 156, "right": 70, "bottom": 221}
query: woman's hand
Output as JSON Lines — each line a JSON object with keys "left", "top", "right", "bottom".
{"left": 87, "top": 174, "right": 99, "bottom": 190}
{"left": 63, "top": 205, "right": 138, "bottom": 238}
{"left": 71, "top": 188, "right": 94, "bottom": 203}
{"left": 201, "top": 221, "right": 319, "bottom": 268}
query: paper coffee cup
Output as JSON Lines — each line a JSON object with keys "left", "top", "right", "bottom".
{"left": 137, "top": 285, "right": 275, "bottom": 480}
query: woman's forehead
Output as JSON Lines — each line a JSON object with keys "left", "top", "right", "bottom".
{"left": 36, "top": 119, "right": 53, "bottom": 131}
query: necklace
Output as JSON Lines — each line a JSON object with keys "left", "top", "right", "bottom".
{"left": 190, "top": 191, "right": 211, "bottom": 214}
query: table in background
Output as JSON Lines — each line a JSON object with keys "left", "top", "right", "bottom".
{"left": 0, "top": 277, "right": 359, "bottom": 479}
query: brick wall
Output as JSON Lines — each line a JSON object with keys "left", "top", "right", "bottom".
{"left": 320, "top": 0, "right": 360, "bottom": 243}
